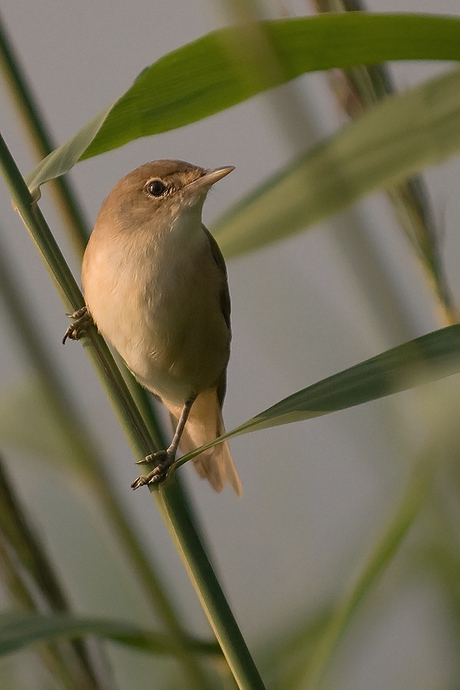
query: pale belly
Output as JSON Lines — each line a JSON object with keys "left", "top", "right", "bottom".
{"left": 83, "top": 242, "right": 230, "bottom": 405}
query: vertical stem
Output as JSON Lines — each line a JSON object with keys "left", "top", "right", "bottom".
{"left": 0, "top": 134, "right": 215, "bottom": 688}
{"left": 0, "top": 16, "right": 209, "bottom": 655}
{"left": 158, "top": 480, "right": 266, "bottom": 690}
{"left": 0, "top": 10, "right": 89, "bottom": 254}
{"left": 0, "top": 131, "right": 263, "bottom": 688}
{"left": 304, "top": 466, "right": 429, "bottom": 690}
{"left": 0, "top": 520, "right": 102, "bottom": 690}
{"left": 311, "top": 0, "right": 458, "bottom": 325}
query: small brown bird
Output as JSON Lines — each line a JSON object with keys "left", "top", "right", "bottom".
{"left": 80, "top": 160, "right": 241, "bottom": 495}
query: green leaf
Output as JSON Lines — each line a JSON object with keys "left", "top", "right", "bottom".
{"left": 214, "top": 67, "right": 460, "bottom": 257}
{"left": 295, "top": 468, "right": 428, "bottom": 690}
{"left": 177, "top": 325, "right": 460, "bottom": 465}
{"left": 0, "top": 377, "right": 83, "bottom": 472}
{"left": 0, "top": 376, "right": 101, "bottom": 480}
{"left": 25, "top": 106, "right": 113, "bottom": 194}
{"left": 26, "top": 14, "right": 460, "bottom": 190}
{"left": 260, "top": 607, "right": 332, "bottom": 689}
{"left": 235, "top": 325, "right": 460, "bottom": 434}
{"left": 0, "top": 611, "right": 219, "bottom": 658}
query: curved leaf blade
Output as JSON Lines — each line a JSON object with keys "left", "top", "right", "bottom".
{"left": 26, "top": 14, "right": 460, "bottom": 190}
{"left": 81, "top": 14, "right": 460, "bottom": 161}
{"left": 0, "top": 611, "right": 219, "bottom": 658}
{"left": 293, "top": 468, "right": 429, "bottom": 690}
{"left": 176, "top": 325, "right": 460, "bottom": 466}
{"left": 0, "top": 378, "right": 75, "bottom": 467}
{"left": 25, "top": 106, "right": 113, "bottom": 194}
{"left": 215, "top": 67, "right": 460, "bottom": 257}
{"left": 0, "top": 377, "right": 91, "bottom": 476}
{"left": 234, "top": 325, "right": 460, "bottom": 435}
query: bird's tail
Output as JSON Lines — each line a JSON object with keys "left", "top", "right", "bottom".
{"left": 167, "top": 389, "right": 242, "bottom": 496}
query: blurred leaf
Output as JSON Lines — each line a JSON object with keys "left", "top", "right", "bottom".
{"left": 215, "top": 67, "right": 460, "bottom": 257}
{"left": 296, "top": 467, "right": 429, "bottom": 690}
{"left": 26, "top": 14, "right": 460, "bottom": 190}
{"left": 260, "top": 607, "right": 331, "bottom": 689}
{"left": 260, "top": 468, "right": 429, "bottom": 690}
{"left": 0, "top": 611, "right": 219, "bottom": 658}
{"left": 0, "top": 377, "right": 89, "bottom": 475}
{"left": 0, "top": 459, "right": 70, "bottom": 612}
{"left": 178, "top": 325, "right": 460, "bottom": 464}
{"left": 26, "top": 106, "right": 113, "bottom": 194}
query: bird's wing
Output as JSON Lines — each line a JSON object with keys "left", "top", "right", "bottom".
{"left": 202, "top": 225, "right": 231, "bottom": 330}
{"left": 202, "top": 225, "right": 230, "bottom": 407}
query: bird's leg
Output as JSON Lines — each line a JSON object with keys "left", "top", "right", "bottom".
{"left": 166, "top": 396, "right": 196, "bottom": 460}
{"left": 131, "top": 395, "right": 196, "bottom": 489}
{"left": 62, "top": 306, "right": 94, "bottom": 344}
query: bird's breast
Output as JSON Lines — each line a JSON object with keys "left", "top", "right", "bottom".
{"left": 82, "top": 224, "right": 230, "bottom": 404}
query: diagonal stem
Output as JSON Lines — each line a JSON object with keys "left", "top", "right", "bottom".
{"left": 311, "top": 0, "right": 458, "bottom": 324}
{"left": 0, "top": 130, "right": 265, "bottom": 689}
{"left": 0, "top": 9, "right": 89, "bottom": 254}
{"left": 0, "top": 132, "right": 214, "bottom": 688}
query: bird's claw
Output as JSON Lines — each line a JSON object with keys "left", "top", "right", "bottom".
{"left": 63, "top": 306, "right": 93, "bottom": 344}
{"left": 131, "top": 450, "right": 175, "bottom": 490}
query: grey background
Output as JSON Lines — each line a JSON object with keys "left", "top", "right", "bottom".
{"left": 1, "top": 1, "right": 460, "bottom": 688}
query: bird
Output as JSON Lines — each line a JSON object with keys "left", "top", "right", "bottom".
{"left": 76, "top": 160, "right": 242, "bottom": 495}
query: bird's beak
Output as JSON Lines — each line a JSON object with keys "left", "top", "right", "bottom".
{"left": 189, "top": 166, "right": 235, "bottom": 191}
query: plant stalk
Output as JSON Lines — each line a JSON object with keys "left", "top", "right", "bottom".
{"left": 0, "top": 130, "right": 265, "bottom": 689}
{"left": 0, "top": 517, "right": 103, "bottom": 690}
{"left": 311, "top": 0, "right": 458, "bottom": 325}
{"left": 158, "top": 479, "right": 266, "bottom": 690}
{"left": 0, "top": 10, "right": 89, "bottom": 254}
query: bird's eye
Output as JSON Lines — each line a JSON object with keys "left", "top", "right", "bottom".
{"left": 146, "top": 179, "right": 167, "bottom": 197}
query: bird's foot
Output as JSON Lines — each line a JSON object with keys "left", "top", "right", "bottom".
{"left": 131, "top": 449, "right": 175, "bottom": 490}
{"left": 62, "top": 306, "right": 93, "bottom": 344}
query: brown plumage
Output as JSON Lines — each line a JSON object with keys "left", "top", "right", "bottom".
{"left": 81, "top": 160, "right": 242, "bottom": 495}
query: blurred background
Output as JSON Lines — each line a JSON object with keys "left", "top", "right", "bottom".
{"left": 1, "top": 1, "right": 460, "bottom": 688}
